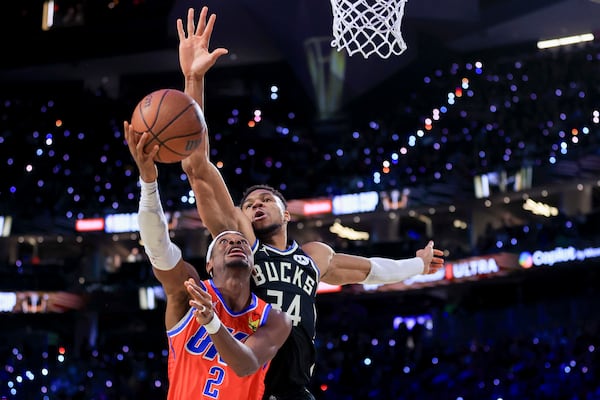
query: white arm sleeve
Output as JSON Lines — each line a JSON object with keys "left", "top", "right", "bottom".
{"left": 138, "top": 178, "right": 182, "bottom": 271}
{"left": 360, "top": 257, "right": 424, "bottom": 284}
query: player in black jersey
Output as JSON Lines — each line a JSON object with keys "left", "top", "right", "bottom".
{"left": 176, "top": 6, "right": 445, "bottom": 400}
{"left": 250, "top": 238, "right": 319, "bottom": 399}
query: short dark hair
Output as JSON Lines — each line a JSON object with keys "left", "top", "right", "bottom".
{"left": 239, "top": 184, "right": 288, "bottom": 209}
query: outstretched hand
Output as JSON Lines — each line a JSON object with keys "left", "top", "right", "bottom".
{"left": 177, "top": 6, "right": 229, "bottom": 80}
{"left": 416, "top": 240, "right": 445, "bottom": 275}
{"left": 184, "top": 278, "right": 215, "bottom": 325}
{"left": 124, "top": 121, "right": 158, "bottom": 183}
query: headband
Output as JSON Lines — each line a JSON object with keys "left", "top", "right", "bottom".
{"left": 206, "top": 230, "right": 245, "bottom": 261}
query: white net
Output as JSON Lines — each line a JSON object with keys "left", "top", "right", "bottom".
{"left": 330, "top": 0, "right": 408, "bottom": 59}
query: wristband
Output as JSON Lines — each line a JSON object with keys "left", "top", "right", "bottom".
{"left": 360, "top": 257, "right": 424, "bottom": 284}
{"left": 204, "top": 312, "right": 221, "bottom": 334}
{"left": 139, "top": 179, "right": 161, "bottom": 212}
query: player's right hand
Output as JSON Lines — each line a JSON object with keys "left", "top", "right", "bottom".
{"left": 124, "top": 121, "right": 158, "bottom": 182}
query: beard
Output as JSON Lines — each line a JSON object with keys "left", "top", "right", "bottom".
{"left": 225, "top": 258, "right": 251, "bottom": 270}
{"left": 253, "top": 221, "right": 282, "bottom": 239}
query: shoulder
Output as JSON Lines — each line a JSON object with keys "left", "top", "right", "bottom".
{"left": 298, "top": 241, "right": 334, "bottom": 273}
{"left": 266, "top": 307, "right": 292, "bottom": 333}
{"left": 300, "top": 240, "right": 334, "bottom": 255}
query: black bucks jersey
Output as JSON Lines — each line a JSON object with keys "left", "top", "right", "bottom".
{"left": 251, "top": 240, "right": 320, "bottom": 398}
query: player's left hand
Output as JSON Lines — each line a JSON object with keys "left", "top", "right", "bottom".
{"left": 177, "top": 6, "right": 228, "bottom": 80}
{"left": 184, "top": 278, "right": 215, "bottom": 324}
{"left": 417, "top": 240, "right": 444, "bottom": 274}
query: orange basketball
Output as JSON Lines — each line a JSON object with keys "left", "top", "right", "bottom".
{"left": 130, "top": 89, "right": 206, "bottom": 163}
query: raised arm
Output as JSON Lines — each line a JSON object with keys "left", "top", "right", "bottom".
{"left": 305, "top": 240, "right": 445, "bottom": 286}
{"left": 125, "top": 121, "right": 200, "bottom": 330}
{"left": 182, "top": 137, "right": 256, "bottom": 241}
{"left": 185, "top": 279, "right": 292, "bottom": 377}
{"left": 177, "top": 6, "right": 255, "bottom": 241}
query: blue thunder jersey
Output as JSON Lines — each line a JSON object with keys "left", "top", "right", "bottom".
{"left": 251, "top": 240, "right": 320, "bottom": 398}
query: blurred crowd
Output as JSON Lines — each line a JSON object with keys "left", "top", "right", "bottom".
{"left": 2, "top": 264, "right": 599, "bottom": 399}
{"left": 311, "top": 261, "right": 600, "bottom": 399}
{"left": 2, "top": 43, "right": 600, "bottom": 233}
{"left": 2, "top": 36, "right": 600, "bottom": 399}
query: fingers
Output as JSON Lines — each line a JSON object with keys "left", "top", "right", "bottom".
{"left": 211, "top": 47, "right": 229, "bottom": 62}
{"left": 185, "top": 279, "right": 213, "bottom": 321}
{"left": 190, "top": 300, "right": 206, "bottom": 313}
{"left": 203, "top": 12, "right": 216, "bottom": 41}
{"left": 431, "top": 255, "right": 444, "bottom": 264}
{"left": 124, "top": 121, "right": 138, "bottom": 152}
{"left": 424, "top": 256, "right": 444, "bottom": 274}
{"left": 123, "top": 120, "right": 131, "bottom": 140}
{"left": 179, "top": 7, "right": 211, "bottom": 40}
{"left": 130, "top": 130, "right": 158, "bottom": 160}
{"left": 196, "top": 6, "right": 209, "bottom": 36}
{"left": 184, "top": 278, "right": 201, "bottom": 295}
{"left": 124, "top": 120, "right": 143, "bottom": 147}
{"left": 176, "top": 17, "right": 184, "bottom": 41}
{"left": 190, "top": 300, "right": 211, "bottom": 327}
{"left": 185, "top": 278, "right": 209, "bottom": 302}
{"left": 426, "top": 241, "right": 445, "bottom": 256}
{"left": 186, "top": 7, "right": 195, "bottom": 37}
{"left": 431, "top": 256, "right": 444, "bottom": 270}
{"left": 136, "top": 130, "right": 148, "bottom": 149}
{"left": 419, "top": 240, "right": 445, "bottom": 275}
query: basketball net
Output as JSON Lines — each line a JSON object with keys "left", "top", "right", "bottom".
{"left": 330, "top": 0, "right": 408, "bottom": 59}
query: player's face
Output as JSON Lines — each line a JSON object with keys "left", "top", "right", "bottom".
{"left": 241, "top": 189, "right": 288, "bottom": 235}
{"left": 209, "top": 232, "right": 253, "bottom": 275}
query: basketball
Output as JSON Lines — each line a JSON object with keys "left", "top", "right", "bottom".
{"left": 130, "top": 88, "right": 206, "bottom": 163}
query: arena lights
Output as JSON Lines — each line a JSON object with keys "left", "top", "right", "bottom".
{"left": 287, "top": 190, "right": 406, "bottom": 218}
{"left": 42, "top": 0, "right": 86, "bottom": 30}
{"left": 287, "top": 199, "right": 333, "bottom": 217}
{"left": 75, "top": 218, "right": 104, "bottom": 232}
{"left": 0, "top": 216, "right": 12, "bottom": 237}
{"left": 332, "top": 191, "right": 379, "bottom": 215}
{"left": 474, "top": 167, "right": 532, "bottom": 199}
{"left": 522, "top": 198, "right": 558, "bottom": 217}
{"left": 0, "top": 292, "right": 17, "bottom": 312}
{"left": 537, "top": 33, "right": 594, "bottom": 49}
{"left": 42, "top": 1, "right": 55, "bottom": 31}
{"left": 329, "top": 222, "right": 369, "bottom": 241}
{"left": 104, "top": 213, "right": 138, "bottom": 233}
{"left": 139, "top": 287, "right": 156, "bottom": 310}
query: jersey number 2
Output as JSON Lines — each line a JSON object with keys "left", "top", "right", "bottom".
{"left": 203, "top": 366, "right": 225, "bottom": 398}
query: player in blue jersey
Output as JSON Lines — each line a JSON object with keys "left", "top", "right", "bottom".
{"left": 176, "top": 6, "right": 445, "bottom": 400}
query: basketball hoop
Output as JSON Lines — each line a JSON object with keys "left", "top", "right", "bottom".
{"left": 330, "top": 0, "right": 408, "bottom": 59}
